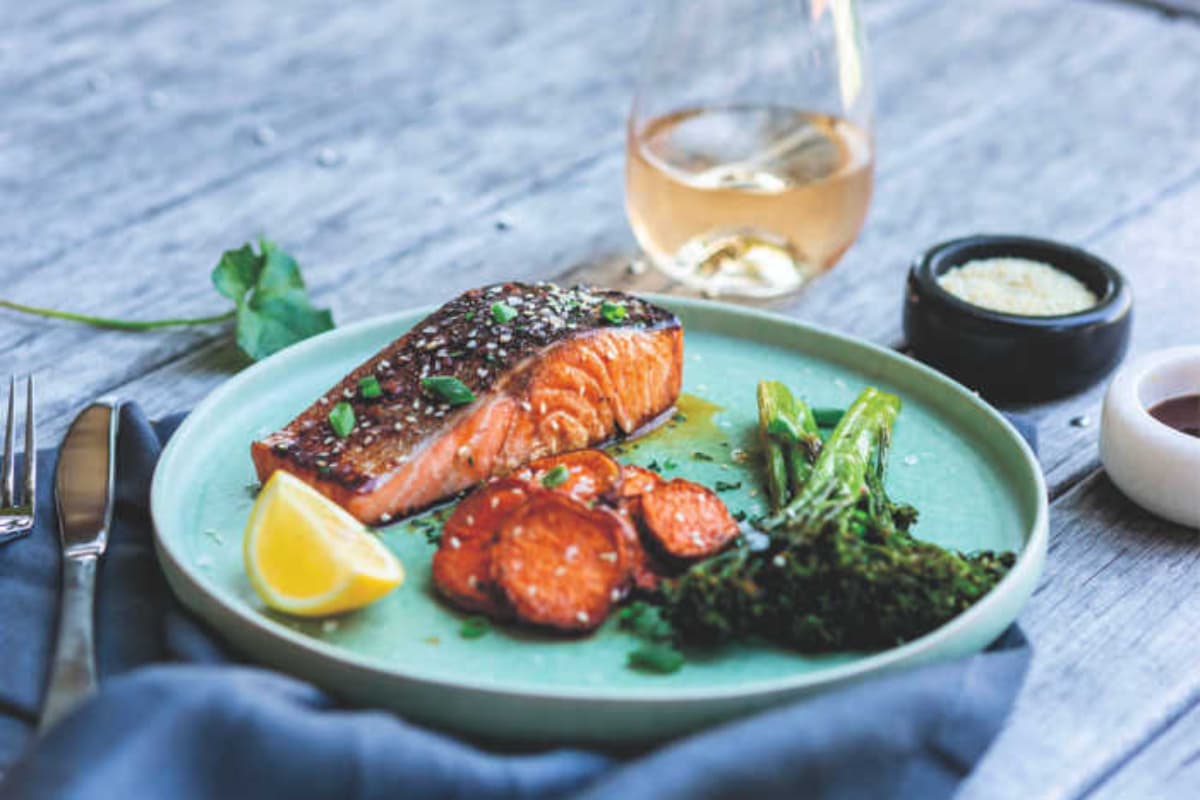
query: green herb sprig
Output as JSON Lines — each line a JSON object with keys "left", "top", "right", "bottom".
{"left": 421, "top": 376, "right": 476, "bottom": 406}
{"left": 541, "top": 464, "right": 570, "bottom": 488}
{"left": 0, "top": 239, "right": 333, "bottom": 362}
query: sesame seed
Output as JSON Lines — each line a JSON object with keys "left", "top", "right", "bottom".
{"left": 393, "top": 422, "right": 404, "bottom": 431}
{"left": 549, "top": 420, "right": 559, "bottom": 431}
{"left": 477, "top": 368, "right": 488, "bottom": 378}
{"left": 576, "top": 611, "right": 590, "bottom": 624}
{"left": 691, "top": 532, "right": 704, "bottom": 547}
{"left": 539, "top": 402, "right": 547, "bottom": 414}
{"left": 380, "top": 513, "right": 392, "bottom": 523}
{"left": 527, "top": 585, "right": 538, "bottom": 597}
{"left": 512, "top": 525, "right": 524, "bottom": 537}
{"left": 499, "top": 333, "right": 512, "bottom": 344}
{"left": 599, "top": 551, "right": 618, "bottom": 563}
{"left": 773, "top": 555, "right": 786, "bottom": 567}
{"left": 520, "top": 401, "right": 533, "bottom": 412}
{"left": 318, "top": 397, "right": 329, "bottom": 405}
{"left": 565, "top": 544, "right": 579, "bottom": 560}
{"left": 467, "top": 575, "right": 478, "bottom": 588}
{"left": 449, "top": 536, "right": 461, "bottom": 549}
{"left": 611, "top": 588, "right": 622, "bottom": 602}
{"left": 457, "top": 445, "right": 472, "bottom": 459}
{"left": 423, "top": 326, "right": 437, "bottom": 334}
{"left": 465, "top": 514, "right": 475, "bottom": 526}
{"left": 363, "top": 436, "right": 374, "bottom": 445}
{"left": 343, "top": 388, "right": 354, "bottom": 398}
{"left": 379, "top": 359, "right": 391, "bottom": 369}
{"left": 674, "top": 512, "right": 685, "bottom": 523}
{"left": 406, "top": 415, "right": 418, "bottom": 423}
{"left": 554, "top": 566, "right": 567, "bottom": 577}
{"left": 490, "top": 496, "right": 500, "bottom": 509}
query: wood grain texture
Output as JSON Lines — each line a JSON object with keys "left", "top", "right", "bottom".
{"left": 960, "top": 472, "right": 1200, "bottom": 800}
{"left": 3, "top": 1, "right": 1200, "bottom": 796}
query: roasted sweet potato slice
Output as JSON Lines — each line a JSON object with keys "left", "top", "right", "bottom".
{"left": 432, "top": 478, "right": 530, "bottom": 615}
{"left": 513, "top": 450, "right": 623, "bottom": 503}
{"left": 618, "top": 464, "right": 665, "bottom": 498}
{"left": 491, "top": 492, "right": 627, "bottom": 632}
{"left": 639, "top": 478, "right": 741, "bottom": 560}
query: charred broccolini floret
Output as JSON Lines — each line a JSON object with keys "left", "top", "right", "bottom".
{"left": 657, "top": 384, "right": 1016, "bottom": 652}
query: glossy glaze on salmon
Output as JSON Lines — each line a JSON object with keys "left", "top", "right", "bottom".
{"left": 251, "top": 282, "right": 684, "bottom": 524}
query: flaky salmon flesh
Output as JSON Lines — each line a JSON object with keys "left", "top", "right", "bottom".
{"left": 251, "top": 282, "right": 683, "bottom": 524}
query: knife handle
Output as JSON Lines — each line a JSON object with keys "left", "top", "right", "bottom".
{"left": 39, "top": 554, "right": 99, "bottom": 732}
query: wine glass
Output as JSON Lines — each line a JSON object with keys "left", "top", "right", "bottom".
{"left": 625, "top": 0, "right": 874, "bottom": 298}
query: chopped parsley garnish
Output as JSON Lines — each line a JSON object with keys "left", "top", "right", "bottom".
{"left": 600, "top": 300, "right": 627, "bottom": 324}
{"left": 420, "top": 376, "right": 476, "bottom": 406}
{"left": 619, "top": 602, "right": 684, "bottom": 674}
{"left": 328, "top": 401, "right": 355, "bottom": 437}
{"left": 541, "top": 465, "right": 570, "bottom": 488}
{"left": 464, "top": 310, "right": 476, "bottom": 322}
{"left": 491, "top": 302, "right": 518, "bottom": 323}
{"left": 692, "top": 451, "right": 715, "bottom": 462}
{"left": 628, "top": 643, "right": 685, "bottom": 674}
{"left": 662, "top": 457, "right": 679, "bottom": 470}
{"left": 715, "top": 480, "right": 742, "bottom": 492}
{"left": 358, "top": 375, "right": 383, "bottom": 399}
{"left": 459, "top": 616, "right": 490, "bottom": 639}
{"left": 731, "top": 509, "right": 748, "bottom": 522}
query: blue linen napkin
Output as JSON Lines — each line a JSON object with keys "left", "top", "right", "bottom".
{"left": 0, "top": 405, "right": 1033, "bottom": 799}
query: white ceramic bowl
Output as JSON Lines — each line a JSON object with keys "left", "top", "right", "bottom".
{"left": 1100, "top": 346, "right": 1200, "bottom": 529}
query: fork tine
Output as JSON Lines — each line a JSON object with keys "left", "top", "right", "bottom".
{"left": 1, "top": 377, "right": 13, "bottom": 507}
{"left": 23, "top": 376, "right": 35, "bottom": 510}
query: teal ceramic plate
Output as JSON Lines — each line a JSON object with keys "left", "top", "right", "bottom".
{"left": 151, "top": 297, "right": 1047, "bottom": 744}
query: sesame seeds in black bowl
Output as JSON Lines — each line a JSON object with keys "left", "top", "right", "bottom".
{"left": 903, "top": 235, "right": 1133, "bottom": 402}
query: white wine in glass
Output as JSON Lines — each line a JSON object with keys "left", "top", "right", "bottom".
{"left": 626, "top": 0, "right": 874, "bottom": 298}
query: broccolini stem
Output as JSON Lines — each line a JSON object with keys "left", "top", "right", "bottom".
{"left": 766, "top": 387, "right": 900, "bottom": 530}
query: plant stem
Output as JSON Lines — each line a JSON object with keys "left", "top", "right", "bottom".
{"left": 0, "top": 299, "right": 235, "bottom": 331}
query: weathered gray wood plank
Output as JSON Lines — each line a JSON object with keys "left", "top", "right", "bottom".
{"left": 1087, "top": 704, "right": 1200, "bottom": 799}
{"left": 2, "top": 0, "right": 1172, "bottom": 450}
{"left": 958, "top": 471, "right": 1200, "bottom": 800}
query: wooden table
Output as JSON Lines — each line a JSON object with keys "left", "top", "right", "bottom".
{"left": 4, "top": 0, "right": 1199, "bottom": 795}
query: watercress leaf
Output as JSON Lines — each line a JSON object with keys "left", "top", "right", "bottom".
{"left": 236, "top": 290, "right": 335, "bottom": 361}
{"left": 211, "top": 244, "right": 261, "bottom": 302}
{"left": 253, "top": 238, "right": 307, "bottom": 298}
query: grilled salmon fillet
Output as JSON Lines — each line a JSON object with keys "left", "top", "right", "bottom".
{"left": 251, "top": 282, "right": 683, "bottom": 524}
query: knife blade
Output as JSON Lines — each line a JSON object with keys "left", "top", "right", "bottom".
{"left": 39, "top": 400, "right": 121, "bottom": 732}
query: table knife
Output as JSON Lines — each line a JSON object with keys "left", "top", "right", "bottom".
{"left": 38, "top": 400, "right": 121, "bottom": 732}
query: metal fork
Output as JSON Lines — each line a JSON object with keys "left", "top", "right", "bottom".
{"left": 0, "top": 376, "right": 36, "bottom": 544}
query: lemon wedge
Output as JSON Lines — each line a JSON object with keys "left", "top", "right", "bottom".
{"left": 244, "top": 471, "right": 404, "bottom": 616}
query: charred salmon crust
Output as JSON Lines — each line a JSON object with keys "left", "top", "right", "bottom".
{"left": 251, "top": 282, "right": 683, "bottom": 524}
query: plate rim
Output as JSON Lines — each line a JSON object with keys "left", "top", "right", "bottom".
{"left": 151, "top": 294, "right": 1048, "bottom": 704}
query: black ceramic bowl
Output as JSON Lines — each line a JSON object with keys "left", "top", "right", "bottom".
{"left": 903, "top": 235, "right": 1132, "bottom": 402}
